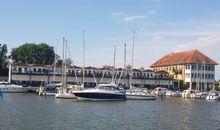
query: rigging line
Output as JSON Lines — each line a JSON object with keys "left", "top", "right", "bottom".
{"left": 100, "top": 66, "right": 107, "bottom": 84}
{"left": 91, "top": 68, "right": 97, "bottom": 86}
{"left": 113, "top": 69, "right": 119, "bottom": 84}
{"left": 66, "top": 40, "right": 79, "bottom": 84}
{"left": 112, "top": 45, "right": 116, "bottom": 84}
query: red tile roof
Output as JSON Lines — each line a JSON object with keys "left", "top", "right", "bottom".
{"left": 143, "top": 69, "right": 154, "bottom": 72}
{"left": 84, "top": 66, "right": 98, "bottom": 70}
{"left": 150, "top": 50, "right": 218, "bottom": 67}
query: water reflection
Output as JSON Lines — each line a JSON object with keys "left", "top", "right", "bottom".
{"left": 0, "top": 94, "right": 220, "bottom": 130}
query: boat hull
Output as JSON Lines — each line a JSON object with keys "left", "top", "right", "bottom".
{"left": 55, "top": 93, "right": 76, "bottom": 99}
{"left": 0, "top": 85, "right": 28, "bottom": 93}
{"left": 73, "top": 91, "right": 126, "bottom": 101}
{"left": 206, "top": 95, "right": 220, "bottom": 100}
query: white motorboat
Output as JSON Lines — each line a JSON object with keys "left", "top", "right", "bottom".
{"left": 182, "top": 89, "right": 198, "bottom": 98}
{"left": 154, "top": 87, "right": 168, "bottom": 96}
{"left": 206, "top": 90, "right": 220, "bottom": 101}
{"left": 126, "top": 88, "right": 156, "bottom": 100}
{"left": 72, "top": 83, "right": 126, "bottom": 101}
{"left": 0, "top": 81, "right": 28, "bottom": 93}
{"left": 191, "top": 91, "right": 208, "bottom": 99}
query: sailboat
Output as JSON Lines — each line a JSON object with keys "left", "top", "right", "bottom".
{"left": 38, "top": 41, "right": 63, "bottom": 96}
{"left": 125, "top": 31, "right": 156, "bottom": 100}
{"left": 55, "top": 37, "right": 76, "bottom": 99}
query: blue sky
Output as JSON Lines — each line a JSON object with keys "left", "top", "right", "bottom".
{"left": 1, "top": 0, "right": 220, "bottom": 79}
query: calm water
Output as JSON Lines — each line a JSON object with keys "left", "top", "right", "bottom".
{"left": 0, "top": 94, "right": 220, "bottom": 130}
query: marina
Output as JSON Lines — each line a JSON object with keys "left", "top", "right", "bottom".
{"left": 1, "top": 1, "right": 220, "bottom": 129}
{"left": 0, "top": 93, "right": 220, "bottom": 130}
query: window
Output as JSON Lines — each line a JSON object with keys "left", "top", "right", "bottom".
{"left": 18, "top": 68, "right": 22, "bottom": 73}
{"left": 24, "top": 68, "right": 27, "bottom": 73}
{"left": 192, "top": 65, "right": 194, "bottom": 70}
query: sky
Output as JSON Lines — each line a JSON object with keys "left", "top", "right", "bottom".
{"left": 0, "top": 0, "right": 220, "bottom": 79}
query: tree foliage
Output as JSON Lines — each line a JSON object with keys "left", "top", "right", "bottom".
{"left": 126, "top": 64, "right": 132, "bottom": 70}
{"left": 139, "top": 66, "right": 145, "bottom": 71}
{"left": 56, "top": 58, "right": 72, "bottom": 66}
{"left": 11, "top": 43, "right": 55, "bottom": 65}
{"left": 0, "top": 44, "right": 8, "bottom": 68}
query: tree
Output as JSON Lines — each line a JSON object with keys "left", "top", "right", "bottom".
{"left": 139, "top": 66, "right": 145, "bottom": 71}
{"left": 65, "top": 58, "right": 72, "bottom": 66}
{"left": 102, "top": 65, "right": 113, "bottom": 69}
{"left": 126, "top": 64, "right": 132, "bottom": 70}
{"left": 0, "top": 44, "right": 8, "bottom": 68}
{"left": 56, "top": 58, "right": 72, "bottom": 66}
{"left": 11, "top": 43, "right": 56, "bottom": 65}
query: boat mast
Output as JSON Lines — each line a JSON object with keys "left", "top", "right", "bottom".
{"left": 52, "top": 40, "right": 58, "bottom": 83}
{"left": 82, "top": 30, "right": 85, "bottom": 87}
{"left": 130, "top": 31, "right": 135, "bottom": 90}
{"left": 62, "top": 37, "right": 65, "bottom": 85}
{"left": 124, "top": 43, "right": 127, "bottom": 85}
{"left": 118, "top": 43, "right": 127, "bottom": 84}
{"left": 203, "top": 59, "right": 206, "bottom": 91}
{"left": 64, "top": 39, "right": 67, "bottom": 87}
{"left": 112, "top": 45, "right": 116, "bottom": 84}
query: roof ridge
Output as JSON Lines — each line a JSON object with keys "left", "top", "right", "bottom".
{"left": 188, "top": 50, "right": 197, "bottom": 63}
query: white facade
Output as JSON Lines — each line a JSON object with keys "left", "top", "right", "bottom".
{"left": 9, "top": 64, "right": 173, "bottom": 88}
{"left": 185, "top": 64, "right": 215, "bottom": 91}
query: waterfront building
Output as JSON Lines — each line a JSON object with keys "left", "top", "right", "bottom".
{"left": 8, "top": 63, "right": 173, "bottom": 89}
{"left": 150, "top": 50, "right": 218, "bottom": 91}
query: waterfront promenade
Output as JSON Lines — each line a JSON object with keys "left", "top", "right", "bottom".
{"left": 1, "top": 93, "right": 220, "bottom": 130}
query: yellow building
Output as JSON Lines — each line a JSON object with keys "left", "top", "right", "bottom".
{"left": 150, "top": 50, "right": 218, "bottom": 91}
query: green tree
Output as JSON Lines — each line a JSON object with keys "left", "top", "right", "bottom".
{"left": 11, "top": 43, "right": 56, "bottom": 65}
{"left": 102, "top": 65, "right": 113, "bottom": 69}
{"left": 0, "top": 44, "right": 8, "bottom": 68}
{"left": 56, "top": 58, "right": 72, "bottom": 66}
{"left": 65, "top": 58, "right": 72, "bottom": 66}
{"left": 126, "top": 64, "right": 132, "bottom": 70}
{"left": 139, "top": 66, "right": 145, "bottom": 71}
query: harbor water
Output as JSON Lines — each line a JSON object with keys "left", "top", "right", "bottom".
{"left": 0, "top": 94, "right": 220, "bottom": 130}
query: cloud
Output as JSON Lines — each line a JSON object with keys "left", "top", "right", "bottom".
{"left": 123, "top": 15, "right": 147, "bottom": 22}
{"left": 112, "top": 12, "right": 125, "bottom": 16}
{"left": 147, "top": 10, "right": 157, "bottom": 16}
{"left": 178, "top": 34, "right": 220, "bottom": 49}
{"left": 112, "top": 10, "right": 157, "bottom": 22}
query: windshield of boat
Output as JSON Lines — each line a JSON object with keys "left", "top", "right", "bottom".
{"left": 96, "top": 85, "right": 119, "bottom": 91}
